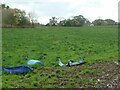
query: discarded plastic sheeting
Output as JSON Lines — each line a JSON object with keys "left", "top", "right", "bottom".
{"left": 58, "top": 58, "right": 67, "bottom": 67}
{"left": 58, "top": 57, "right": 84, "bottom": 67}
{"left": 1, "top": 66, "right": 33, "bottom": 74}
{"left": 68, "top": 57, "right": 84, "bottom": 66}
{"left": 27, "top": 60, "right": 44, "bottom": 65}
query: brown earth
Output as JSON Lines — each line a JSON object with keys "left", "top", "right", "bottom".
{"left": 38, "top": 60, "right": 119, "bottom": 88}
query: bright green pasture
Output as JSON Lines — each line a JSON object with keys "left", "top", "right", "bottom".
{"left": 2, "top": 26, "right": 118, "bottom": 88}
{"left": 2, "top": 26, "right": 118, "bottom": 67}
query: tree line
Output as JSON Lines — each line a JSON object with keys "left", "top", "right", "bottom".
{"left": 1, "top": 4, "right": 31, "bottom": 27}
{"left": 47, "top": 17, "right": 117, "bottom": 26}
{"left": 1, "top": 4, "right": 117, "bottom": 28}
{"left": 46, "top": 15, "right": 91, "bottom": 26}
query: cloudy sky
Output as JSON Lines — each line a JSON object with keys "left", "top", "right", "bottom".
{"left": 1, "top": 0, "right": 119, "bottom": 24}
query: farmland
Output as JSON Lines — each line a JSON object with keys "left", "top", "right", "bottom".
{"left": 2, "top": 26, "right": 119, "bottom": 88}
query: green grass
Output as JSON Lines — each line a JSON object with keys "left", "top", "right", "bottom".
{"left": 2, "top": 26, "right": 118, "bottom": 88}
{"left": 2, "top": 26, "right": 118, "bottom": 67}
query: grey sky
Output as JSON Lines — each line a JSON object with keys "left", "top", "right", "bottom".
{"left": 1, "top": 0, "right": 119, "bottom": 24}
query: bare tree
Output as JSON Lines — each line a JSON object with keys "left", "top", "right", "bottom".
{"left": 28, "top": 11, "right": 38, "bottom": 27}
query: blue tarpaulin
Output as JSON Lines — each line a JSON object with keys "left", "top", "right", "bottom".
{"left": 1, "top": 66, "right": 33, "bottom": 74}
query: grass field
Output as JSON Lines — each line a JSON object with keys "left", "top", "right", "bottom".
{"left": 2, "top": 26, "right": 119, "bottom": 88}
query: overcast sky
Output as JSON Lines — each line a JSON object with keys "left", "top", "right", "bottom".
{"left": 1, "top": 0, "right": 119, "bottom": 24}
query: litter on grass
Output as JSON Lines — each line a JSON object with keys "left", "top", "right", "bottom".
{"left": 58, "top": 57, "right": 85, "bottom": 67}
{"left": 0, "top": 66, "right": 33, "bottom": 74}
{"left": 1, "top": 57, "right": 84, "bottom": 74}
{"left": 27, "top": 60, "right": 44, "bottom": 66}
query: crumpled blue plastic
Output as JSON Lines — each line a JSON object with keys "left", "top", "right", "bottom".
{"left": 58, "top": 57, "right": 84, "bottom": 66}
{"left": 1, "top": 66, "right": 33, "bottom": 74}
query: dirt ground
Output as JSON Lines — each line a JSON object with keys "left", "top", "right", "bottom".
{"left": 87, "top": 60, "right": 119, "bottom": 88}
{"left": 40, "top": 60, "right": 119, "bottom": 88}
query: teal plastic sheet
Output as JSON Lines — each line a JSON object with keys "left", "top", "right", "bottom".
{"left": 27, "top": 60, "right": 44, "bottom": 66}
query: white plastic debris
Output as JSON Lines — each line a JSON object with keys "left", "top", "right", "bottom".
{"left": 27, "top": 60, "right": 44, "bottom": 65}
